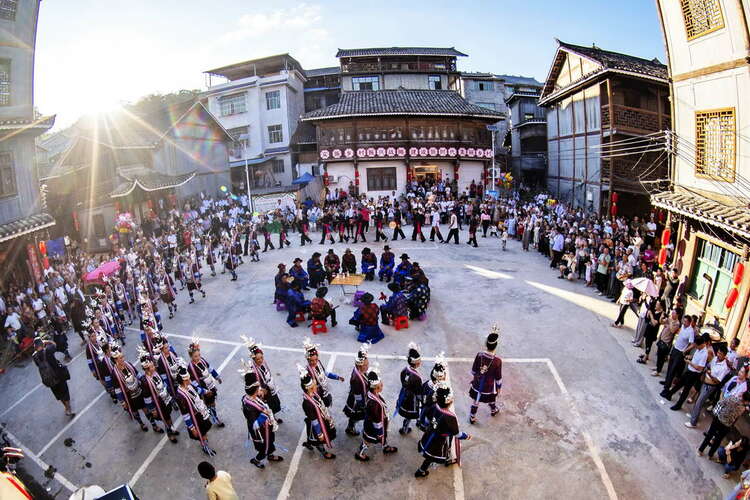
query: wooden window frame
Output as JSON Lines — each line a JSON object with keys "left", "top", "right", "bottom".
{"left": 366, "top": 167, "right": 397, "bottom": 191}
{"left": 0, "top": 0, "right": 17, "bottom": 21}
{"left": 0, "top": 151, "right": 15, "bottom": 198}
{"left": 695, "top": 107, "right": 736, "bottom": 182}
{"left": 680, "top": 0, "right": 725, "bottom": 40}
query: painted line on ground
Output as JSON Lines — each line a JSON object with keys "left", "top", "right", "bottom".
{"left": 129, "top": 343, "right": 242, "bottom": 488}
{"left": 1, "top": 427, "right": 78, "bottom": 492}
{"left": 276, "top": 353, "right": 338, "bottom": 500}
{"left": 0, "top": 350, "right": 85, "bottom": 419}
{"left": 545, "top": 359, "right": 618, "bottom": 500}
{"left": 37, "top": 390, "right": 107, "bottom": 456}
{"left": 446, "top": 361, "right": 466, "bottom": 500}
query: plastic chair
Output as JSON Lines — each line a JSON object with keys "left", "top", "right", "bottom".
{"left": 394, "top": 316, "right": 409, "bottom": 330}
{"left": 311, "top": 320, "right": 328, "bottom": 335}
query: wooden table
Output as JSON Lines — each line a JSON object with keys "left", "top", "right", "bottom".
{"left": 329, "top": 274, "right": 365, "bottom": 295}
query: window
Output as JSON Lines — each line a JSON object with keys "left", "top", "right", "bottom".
{"left": 352, "top": 76, "right": 379, "bottom": 91}
{"left": 92, "top": 214, "right": 106, "bottom": 238}
{"left": 268, "top": 124, "right": 283, "bottom": 143}
{"left": 227, "top": 126, "right": 248, "bottom": 157}
{"left": 476, "top": 102, "right": 496, "bottom": 110}
{"left": 271, "top": 159, "right": 285, "bottom": 174}
{"left": 0, "top": 59, "right": 9, "bottom": 106}
{"left": 265, "top": 90, "right": 281, "bottom": 110}
{"left": 689, "top": 238, "right": 740, "bottom": 314}
{"left": 428, "top": 75, "right": 442, "bottom": 90}
{"left": 472, "top": 81, "right": 493, "bottom": 91}
{"left": 0, "top": 0, "right": 16, "bottom": 21}
{"left": 696, "top": 108, "right": 735, "bottom": 182}
{"left": 0, "top": 152, "right": 15, "bottom": 197}
{"left": 367, "top": 167, "right": 397, "bottom": 191}
{"left": 524, "top": 112, "right": 535, "bottom": 121}
{"left": 219, "top": 93, "right": 246, "bottom": 116}
{"left": 681, "top": 0, "right": 724, "bottom": 40}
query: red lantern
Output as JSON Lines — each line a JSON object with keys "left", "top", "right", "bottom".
{"left": 147, "top": 199, "right": 154, "bottom": 210}
{"left": 661, "top": 229, "right": 671, "bottom": 247}
{"left": 658, "top": 247, "right": 668, "bottom": 266}
{"left": 38, "top": 241, "right": 47, "bottom": 255}
{"left": 726, "top": 287, "right": 740, "bottom": 309}
{"left": 611, "top": 191, "right": 619, "bottom": 204}
{"left": 733, "top": 262, "right": 745, "bottom": 286}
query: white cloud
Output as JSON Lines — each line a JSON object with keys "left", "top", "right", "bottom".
{"left": 221, "top": 3, "right": 325, "bottom": 43}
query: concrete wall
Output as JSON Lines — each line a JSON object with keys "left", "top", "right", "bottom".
{"left": 0, "top": 135, "right": 42, "bottom": 222}
{"left": 458, "top": 161, "right": 484, "bottom": 194}
{"left": 0, "top": 1, "right": 39, "bottom": 121}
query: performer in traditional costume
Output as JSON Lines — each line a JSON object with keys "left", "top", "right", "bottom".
{"left": 241, "top": 361, "right": 283, "bottom": 469}
{"left": 304, "top": 337, "right": 344, "bottom": 408}
{"left": 84, "top": 325, "right": 117, "bottom": 403}
{"left": 344, "top": 343, "right": 370, "bottom": 436}
{"left": 290, "top": 258, "right": 310, "bottom": 290}
{"left": 188, "top": 338, "right": 225, "bottom": 427}
{"left": 157, "top": 270, "right": 177, "bottom": 319}
{"left": 241, "top": 336, "right": 283, "bottom": 423}
{"left": 396, "top": 343, "right": 423, "bottom": 435}
{"left": 350, "top": 293, "right": 385, "bottom": 344}
{"left": 324, "top": 249, "right": 340, "bottom": 282}
{"left": 407, "top": 276, "right": 431, "bottom": 320}
{"left": 298, "top": 363, "right": 337, "bottom": 460}
{"left": 355, "top": 364, "right": 398, "bottom": 461}
{"left": 138, "top": 347, "right": 180, "bottom": 442}
{"left": 415, "top": 383, "right": 470, "bottom": 478}
{"left": 393, "top": 254, "right": 412, "bottom": 287}
{"left": 175, "top": 365, "right": 215, "bottom": 456}
{"left": 418, "top": 354, "right": 447, "bottom": 431}
{"left": 310, "top": 286, "right": 337, "bottom": 327}
{"left": 378, "top": 245, "right": 395, "bottom": 282}
{"left": 381, "top": 283, "right": 409, "bottom": 325}
{"left": 111, "top": 344, "right": 156, "bottom": 432}
{"left": 185, "top": 256, "right": 207, "bottom": 303}
{"left": 341, "top": 248, "right": 356, "bottom": 274}
{"left": 154, "top": 335, "right": 182, "bottom": 399}
{"left": 468, "top": 326, "right": 503, "bottom": 424}
{"left": 361, "top": 248, "right": 377, "bottom": 281}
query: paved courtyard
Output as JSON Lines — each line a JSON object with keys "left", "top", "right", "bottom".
{"left": 0, "top": 231, "right": 733, "bottom": 499}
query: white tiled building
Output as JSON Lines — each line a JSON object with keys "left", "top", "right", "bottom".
{"left": 203, "top": 54, "right": 306, "bottom": 189}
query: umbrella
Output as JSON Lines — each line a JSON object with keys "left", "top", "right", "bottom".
{"left": 631, "top": 277, "right": 659, "bottom": 297}
{"left": 83, "top": 260, "right": 121, "bottom": 284}
{"left": 292, "top": 172, "right": 314, "bottom": 185}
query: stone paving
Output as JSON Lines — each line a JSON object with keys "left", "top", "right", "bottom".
{"left": 0, "top": 230, "right": 733, "bottom": 499}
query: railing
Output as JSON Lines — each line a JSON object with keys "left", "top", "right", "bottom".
{"left": 318, "top": 126, "right": 491, "bottom": 148}
{"left": 340, "top": 61, "right": 455, "bottom": 74}
{"left": 602, "top": 104, "right": 663, "bottom": 133}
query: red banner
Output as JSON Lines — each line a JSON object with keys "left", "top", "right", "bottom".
{"left": 26, "top": 243, "right": 42, "bottom": 284}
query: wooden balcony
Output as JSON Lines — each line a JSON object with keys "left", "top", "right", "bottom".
{"left": 601, "top": 104, "right": 669, "bottom": 134}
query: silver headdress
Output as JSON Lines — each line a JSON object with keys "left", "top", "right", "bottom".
{"left": 137, "top": 345, "right": 153, "bottom": 367}
{"left": 355, "top": 342, "right": 370, "bottom": 366}
{"left": 188, "top": 336, "right": 201, "bottom": 355}
{"left": 367, "top": 362, "right": 382, "bottom": 389}
{"left": 432, "top": 352, "right": 447, "bottom": 381}
{"left": 297, "top": 363, "right": 314, "bottom": 389}
{"left": 241, "top": 335, "right": 263, "bottom": 356}
{"left": 302, "top": 337, "right": 319, "bottom": 359}
{"left": 407, "top": 342, "right": 421, "bottom": 365}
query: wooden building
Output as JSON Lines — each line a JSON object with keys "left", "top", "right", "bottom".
{"left": 46, "top": 101, "right": 232, "bottom": 251}
{"left": 539, "top": 41, "right": 670, "bottom": 213}
{"left": 301, "top": 89, "right": 503, "bottom": 195}
{"left": 652, "top": 0, "right": 750, "bottom": 347}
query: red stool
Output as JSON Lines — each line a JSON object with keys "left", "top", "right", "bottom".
{"left": 311, "top": 320, "right": 328, "bottom": 335}
{"left": 394, "top": 316, "right": 409, "bottom": 330}
{"left": 295, "top": 311, "right": 306, "bottom": 323}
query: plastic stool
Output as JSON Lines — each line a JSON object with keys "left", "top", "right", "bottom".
{"left": 295, "top": 311, "right": 306, "bottom": 323}
{"left": 418, "top": 313, "right": 427, "bottom": 321}
{"left": 394, "top": 316, "right": 409, "bottom": 330}
{"left": 276, "top": 301, "right": 287, "bottom": 311}
{"left": 311, "top": 320, "right": 328, "bottom": 335}
{"left": 352, "top": 290, "right": 366, "bottom": 308}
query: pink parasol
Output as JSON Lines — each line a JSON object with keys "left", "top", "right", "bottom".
{"left": 83, "top": 260, "right": 121, "bottom": 283}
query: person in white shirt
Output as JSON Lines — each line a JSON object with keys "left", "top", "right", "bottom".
{"left": 727, "top": 337, "right": 740, "bottom": 371}
{"left": 663, "top": 333, "right": 709, "bottom": 411}
{"left": 31, "top": 294, "right": 48, "bottom": 323}
{"left": 722, "top": 365, "right": 748, "bottom": 399}
{"left": 4, "top": 307, "right": 22, "bottom": 333}
{"left": 660, "top": 316, "right": 696, "bottom": 393}
{"left": 444, "top": 210, "right": 459, "bottom": 244}
{"left": 612, "top": 280, "right": 635, "bottom": 327}
{"left": 687, "top": 343, "right": 730, "bottom": 428}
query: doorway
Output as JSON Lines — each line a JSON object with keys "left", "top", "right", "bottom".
{"left": 412, "top": 165, "right": 440, "bottom": 182}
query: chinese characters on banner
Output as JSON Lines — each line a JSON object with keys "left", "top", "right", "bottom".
{"left": 26, "top": 243, "right": 42, "bottom": 284}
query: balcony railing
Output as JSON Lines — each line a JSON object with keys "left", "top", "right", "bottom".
{"left": 602, "top": 104, "right": 667, "bottom": 133}
{"left": 340, "top": 61, "right": 457, "bottom": 74}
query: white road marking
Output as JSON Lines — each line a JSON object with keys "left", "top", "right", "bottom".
{"left": 276, "top": 353, "right": 338, "bottom": 500}
{"left": 545, "top": 360, "right": 618, "bottom": 500}
{"left": 0, "top": 350, "right": 85, "bottom": 419}
{"left": 445, "top": 361, "right": 466, "bottom": 500}
{"left": 129, "top": 344, "right": 242, "bottom": 488}
{"left": 1, "top": 427, "right": 78, "bottom": 492}
{"left": 37, "top": 390, "right": 107, "bottom": 456}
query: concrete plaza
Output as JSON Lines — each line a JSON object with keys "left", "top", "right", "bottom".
{"left": 0, "top": 230, "right": 731, "bottom": 499}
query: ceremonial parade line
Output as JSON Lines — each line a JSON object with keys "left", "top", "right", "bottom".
{"left": 1, "top": 427, "right": 78, "bottom": 492}
{"left": 128, "top": 344, "right": 242, "bottom": 488}
{"left": 276, "top": 353, "right": 337, "bottom": 500}
{"left": 0, "top": 350, "right": 86, "bottom": 419}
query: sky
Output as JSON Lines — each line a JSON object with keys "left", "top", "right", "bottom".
{"left": 34, "top": 0, "right": 666, "bottom": 130}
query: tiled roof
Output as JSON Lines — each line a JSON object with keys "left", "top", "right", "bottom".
{"left": 302, "top": 90, "right": 505, "bottom": 121}
{"left": 305, "top": 66, "right": 340, "bottom": 77}
{"left": 460, "top": 72, "right": 499, "bottom": 79}
{"left": 111, "top": 170, "right": 196, "bottom": 198}
{"left": 651, "top": 190, "right": 750, "bottom": 239}
{"left": 0, "top": 213, "right": 55, "bottom": 243}
{"left": 496, "top": 75, "right": 543, "bottom": 87}
{"left": 0, "top": 115, "right": 56, "bottom": 133}
{"left": 336, "top": 47, "right": 467, "bottom": 58}
{"left": 558, "top": 41, "right": 667, "bottom": 80}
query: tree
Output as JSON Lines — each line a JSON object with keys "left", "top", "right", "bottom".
{"left": 124, "top": 89, "right": 202, "bottom": 117}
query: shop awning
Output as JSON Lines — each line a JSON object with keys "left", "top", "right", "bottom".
{"left": 0, "top": 212, "right": 56, "bottom": 243}
{"left": 651, "top": 190, "right": 750, "bottom": 240}
{"left": 229, "top": 156, "right": 272, "bottom": 169}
